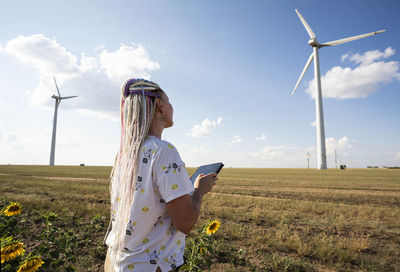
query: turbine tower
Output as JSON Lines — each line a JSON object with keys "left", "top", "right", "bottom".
{"left": 292, "top": 9, "right": 385, "bottom": 170}
{"left": 49, "top": 76, "right": 78, "bottom": 166}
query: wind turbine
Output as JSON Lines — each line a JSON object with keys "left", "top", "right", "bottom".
{"left": 292, "top": 9, "right": 385, "bottom": 170}
{"left": 49, "top": 76, "right": 78, "bottom": 166}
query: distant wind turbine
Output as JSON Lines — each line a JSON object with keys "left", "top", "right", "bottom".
{"left": 292, "top": 9, "right": 385, "bottom": 170}
{"left": 49, "top": 76, "right": 78, "bottom": 166}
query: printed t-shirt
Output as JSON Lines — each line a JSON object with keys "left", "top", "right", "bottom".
{"left": 106, "top": 136, "right": 193, "bottom": 272}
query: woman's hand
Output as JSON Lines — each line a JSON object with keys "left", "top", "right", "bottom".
{"left": 194, "top": 173, "right": 218, "bottom": 196}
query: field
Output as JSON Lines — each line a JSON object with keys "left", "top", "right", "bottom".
{"left": 1, "top": 165, "right": 399, "bottom": 271}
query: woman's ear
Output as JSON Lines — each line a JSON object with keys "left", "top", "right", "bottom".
{"left": 155, "top": 97, "right": 164, "bottom": 113}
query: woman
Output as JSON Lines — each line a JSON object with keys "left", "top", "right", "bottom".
{"left": 104, "top": 78, "right": 217, "bottom": 272}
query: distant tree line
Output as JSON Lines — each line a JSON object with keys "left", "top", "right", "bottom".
{"left": 367, "top": 166, "right": 400, "bottom": 169}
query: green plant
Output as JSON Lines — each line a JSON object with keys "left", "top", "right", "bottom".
{"left": 181, "top": 220, "right": 221, "bottom": 271}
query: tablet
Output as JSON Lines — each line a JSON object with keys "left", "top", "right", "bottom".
{"left": 190, "top": 162, "right": 224, "bottom": 184}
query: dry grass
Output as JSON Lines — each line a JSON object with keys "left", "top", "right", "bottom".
{"left": 0, "top": 165, "right": 399, "bottom": 271}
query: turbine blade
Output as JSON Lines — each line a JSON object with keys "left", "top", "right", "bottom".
{"left": 320, "top": 30, "right": 386, "bottom": 47}
{"left": 53, "top": 76, "right": 61, "bottom": 97}
{"left": 295, "top": 9, "right": 316, "bottom": 39}
{"left": 61, "top": 95, "right": 78, "bottom": 100}
{"left": 292, "top": 52, "right": 314, "bottom": 96}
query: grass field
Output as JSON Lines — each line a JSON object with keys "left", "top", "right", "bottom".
{"left": 1, "top": 165, "right": 399, "bottom": 271}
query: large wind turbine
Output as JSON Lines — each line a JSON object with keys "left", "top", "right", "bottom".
{"left": 49, "top": 76, "right": 78, "bottom": 166}
{"left": 292, "top": 9, "right": 385, "bottom": 170}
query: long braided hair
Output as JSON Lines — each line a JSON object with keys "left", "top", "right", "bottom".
{"left": 104, "top": 78, "right": 164, "bottom": 263}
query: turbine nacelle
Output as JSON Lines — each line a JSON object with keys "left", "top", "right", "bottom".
{"left": 308, "top": 38, "right": 320, "bottom": 47}
{"left": 51, "top": 94, "right": 61, "bottom": 100}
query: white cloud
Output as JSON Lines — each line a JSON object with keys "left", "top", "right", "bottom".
{"left": 341, "top": 53, "right": 349, "bottom": 62}
{"left": 0, "top": 113, "right": 17, "bottom": 142}
{"left": 2, "top": 34, "right": 160, "bottom": 121}
{"left": 0, "top": 127, "right": 50, "bottom": 164}
{"left": 244, "top": 145, "right": 318, "bottom": 167}
{"left": 348, "top": 47, "right": 395, "bottom": 66}
{"left": 250, "top": 145, "right": 303, "bottom": 161}
{"left": 394, "top": 152, "right": 400, "bottom": 160}
{"left": 255, "top": 133, "right": 267, "bottom": 141}
{"left": 76, "top": 109, "right": 119, "bottom": 122}
{"left": 251, "top": 145, "right": 287, "bottom": 160}
{"left": 187, "top": 117, "right": 222, "bottom": 137}
{"left": 228, "top": 135, "right": 242, "bottom": 147}
{"left": 306, "top": 47, "right": 400, "bottom": 99}
{"left": 4, "top": 34, "right": 79, "bottom": 76}
{"left": 99, "top": 44, "right": 160, "bottom": 81}
{"left": 325, "top": 136, "right": 355, "bottom": 156}
{"left": 247, "top": 137, "right": 355, "bottom": 167}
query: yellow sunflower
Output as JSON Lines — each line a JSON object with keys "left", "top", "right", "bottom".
{"left": 2, "top": 202, "right": 22, "bottom": 216}
{"left": 17, "top": 257, "right": 45, "bottom": 272}
{"left": 1, "top": 239, "right": 25, "bottom": 263}
{"left": 205, "top": 220, "right": 221, "bottom": 235}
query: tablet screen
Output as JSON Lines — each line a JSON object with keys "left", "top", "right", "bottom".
{"left": 190, "top": 162, "right": 224, "bottom": 184}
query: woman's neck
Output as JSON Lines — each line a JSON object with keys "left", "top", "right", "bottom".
{"left": 147, "top": 126, "right": 163, "bottom": 139}
{"left": 148, "top": 112, "right": 164, "bottom": 139}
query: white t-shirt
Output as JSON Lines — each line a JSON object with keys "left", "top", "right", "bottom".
{"left": 106, "top": 136, "right": 193, "bottom": 272}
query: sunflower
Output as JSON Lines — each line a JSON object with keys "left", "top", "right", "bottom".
{"left": 1, "top": 237, "right": 25, "bottom": 263}
{"left": 205, "top": 220, "right": 221, "bottom": 235}
{"left": 2, "top": 202, "right": 22, "bottom": 216}
{"left": 17, "top": 257, "right": 45, "bottom": 272}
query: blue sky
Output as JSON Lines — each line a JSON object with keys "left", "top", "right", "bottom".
{"left": 0, "top": 0, "right": 399, "bottom": 168}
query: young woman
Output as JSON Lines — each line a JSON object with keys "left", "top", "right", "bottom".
{"left": 104, "top": 79, "right": 217, "bottom": 272}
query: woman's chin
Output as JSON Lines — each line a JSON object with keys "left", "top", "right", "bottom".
{"left": 165, "top": 121, "right": 173, "bottom": 129}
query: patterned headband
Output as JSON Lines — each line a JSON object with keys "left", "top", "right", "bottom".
{"left": 124, "top": 78, "right": 161, "bottom": 99}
